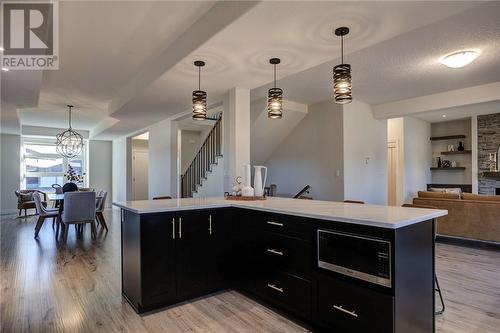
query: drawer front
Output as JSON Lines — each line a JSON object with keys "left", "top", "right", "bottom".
{"left": 317, "top": 275, "right": 394, "bottom": 333}
{"left": 258, "top": 232, "right": 312, "bottom": 275}
{"left": 251, "top": 211, "right": 312, "bottom": 240}
{"left": 256, "top": 270, "right": 311, "bottom": 319}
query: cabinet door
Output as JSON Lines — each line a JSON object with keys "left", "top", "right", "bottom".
{"left": 175, "top": 210, "right": 210, "bottom": 300}
{"left": 141, "top": 213, "right": 177, "bottom": 308}
{"left": 206, "top": 208, "right": 232, "bottom": 291}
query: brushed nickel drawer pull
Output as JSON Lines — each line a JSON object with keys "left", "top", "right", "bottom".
{"left": 266, "top": 248, "right": 284, "bottom": 256}
{"left": 266, "top": 221, "right": 284, "bottom": 227}
{"left": 267, "top": 283, "right": 284, "bottom": 293}
{"left": 171, "top": 218, "right": 176, "bottom": 239}
{"left": 178, "top": 217, "right": 182, "bottom": 239}
{"left": 333, "top": 305, "right": 358, "bottom": 318}
{"left": 208, "top": 215, "right": 213, "bottom": 235}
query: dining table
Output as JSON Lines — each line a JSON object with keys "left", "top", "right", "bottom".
{"left": 47, "top": 193, "right": 102, "bottom": 213}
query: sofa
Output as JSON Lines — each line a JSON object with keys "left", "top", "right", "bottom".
{"left": 14, "top": 190, "right": 47, "bottom": 217}
{"left": 413, "top": 191, "right": 500, "bottom": 243}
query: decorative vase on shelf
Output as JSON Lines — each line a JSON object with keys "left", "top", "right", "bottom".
{"left": 442, "top": 160, "right": 451, "bottom": 168}
{"left": 457, "top": 141, "right": 465, "bottom": 151}
{"left": 437, "top": 157, "right": 442, "bottom": 168}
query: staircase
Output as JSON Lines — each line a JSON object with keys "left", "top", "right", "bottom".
{"left": 181, "top": 115, "right": 223, "bottom": 198}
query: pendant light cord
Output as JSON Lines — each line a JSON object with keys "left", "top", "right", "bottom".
{"left": 68, "top": 106, "right": 72, "bottom": 129}
{"left": 198, "top": 66, "right": 201, "bottom": 90}
{"left": 341, "top": 35, "right": 344, "bottom": 64}
{"left": 273, "top": 64, "right": 276, "bottom": 89}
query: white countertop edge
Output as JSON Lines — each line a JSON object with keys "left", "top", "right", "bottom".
{"left": 112, "top": 201, "right": 448, "bottom": 229}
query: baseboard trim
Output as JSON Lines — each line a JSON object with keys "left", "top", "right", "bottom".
{"left": 436, "top": 234, "right": 500, "bottom": 250}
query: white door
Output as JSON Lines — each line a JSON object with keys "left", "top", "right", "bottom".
{"left": 387, "top": 141, "right": 398, "bottom": 206}
{"left": 133, "top": 151, "right": 149, "bottom": 200}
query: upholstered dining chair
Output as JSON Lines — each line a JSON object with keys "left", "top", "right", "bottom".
{"left": 61, "top": 192, "right": 97, "bottom": 243}
{"left": 33, "top": 192, "right": 59, "bottom": 239}
{"left": 402, "top": 203, "right": 445, "bottom": 315}
{"left": 95, "top": 191, "right": 108, "bottom": 231}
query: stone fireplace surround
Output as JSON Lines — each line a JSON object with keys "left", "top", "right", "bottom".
{"left": 478, "top": 113, "right": 500, "bottom": 195}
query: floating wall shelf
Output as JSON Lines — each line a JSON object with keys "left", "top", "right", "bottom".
{"left": 430, "top": 135, "right": 466, "bottom": 141}
{"left": 430, "top": 167, "right": 466, "bottom": 171}
{"left": 441, "top": 150, "right": 472, "bottom": 155}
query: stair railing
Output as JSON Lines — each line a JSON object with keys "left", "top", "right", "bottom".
{"left": 181, "top": 114, "right": 223, "bottom": 198}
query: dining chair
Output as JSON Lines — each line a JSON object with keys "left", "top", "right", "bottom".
{"left": 95, "top": 191, "right": 108, "bottom": 231}
{"left": 61, "top": 192, "right": 97, "bottom": 243}
{"left": 33, "top": 191, "right": 60, "bottom": 239}
{"left": 402, "top": 203, "right": 445, "bottom": 315}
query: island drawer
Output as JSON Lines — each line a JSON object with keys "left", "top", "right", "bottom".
{"left": 316, "top": 274, "right": 394, "bottom": 333}
{"left": 256, "top": 270, "right": 311, "bottom": 319}
{"left": 250, "top": 211, "right": 312, "bottom": 240}
{"left": 257, "top": 231, "right": 312, "bottom": 276}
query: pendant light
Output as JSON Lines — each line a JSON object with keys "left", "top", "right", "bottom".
{"left": 192, "top": 60, "right": 207, "bottom": 120}
{"left": 268, "top": 58, "right": 283, "bottom": 119}
{"left": 333, "top": 27, "right": 352, "bottom": 104}
{"left": 55, "top": 105, "right": 84, "bottom": 158}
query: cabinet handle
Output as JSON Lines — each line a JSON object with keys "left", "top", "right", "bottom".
{"left": 209, "top": 215, "right": 212, "bottom": 235}
{"left": 178, "top": 217, "right": 182, "bottom": 239}
{"left": 266, "top": 221, "right": 283, "bottom": 227}
{"left": 267, "top": 283, "right": 284, "bottom": 293}
{"left": 266, "top": 248, "right": 284, "bottom": 256}
{"left": 333, "top": 305, "right": 358, "bottom": 318}
{"left": 171, "top": 218, "right": 176, "bottom": 239}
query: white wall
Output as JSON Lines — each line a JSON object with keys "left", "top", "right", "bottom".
{"left": 343, "top": 101, "right": 388, "bottom": 205}
{"left": 88, "top": 140, "right": 113, "bottom": 207}
{"left": 148, "top": 118, "right": 174, "bottom": 198}
{"left": 404, "top": 117, "right": 431, "bottom": 203}
{"left": 112, "top": 137, "right": 128, "bottom": 203}
{"left": 180, "top": 130, "right": 202, "bottom": 173}
{"left": 264, "top": 99, "right": 344, "bottom": 201}
{"left": 193, "top": 159, "right": 224, "bottom": 198}
{"left": 1, "top": 134, "right": 21, "bottom": 214}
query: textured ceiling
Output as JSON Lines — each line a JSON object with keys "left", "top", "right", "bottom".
{"left": 2, "top": 1, "right": 497, "bottom": 138}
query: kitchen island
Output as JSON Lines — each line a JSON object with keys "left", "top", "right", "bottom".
{"left": 114, "top": 197, "right": 447, "bottom": 333}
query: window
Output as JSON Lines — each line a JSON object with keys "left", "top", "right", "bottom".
{"left": 22, "top": 137, "right": 88, "bottom": 192}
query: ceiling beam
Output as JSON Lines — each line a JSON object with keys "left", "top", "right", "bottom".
{"left": 372, "top": 81, "right": 500, "bottom": 119}
{"left": 106, "top": 1, "right": 259, "bottom": 120}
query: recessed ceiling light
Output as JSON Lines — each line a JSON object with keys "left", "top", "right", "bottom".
{"left": 442, "top": 115, "right": 447, "bottom": 118}
{"left": 0, "top": 47, "right": 4, "bottom": 52}
{"left": 1, "top": 67, "right": 9, "bottom": 72}
{"left": 440, "top": 50, "right": 479, "bottom": 68}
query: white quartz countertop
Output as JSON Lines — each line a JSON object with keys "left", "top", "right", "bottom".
{"left": 113, "top": 197, "right": 447, "bottom": 229}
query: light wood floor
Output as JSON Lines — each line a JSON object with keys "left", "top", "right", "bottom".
{"left": 1, "top": 209, "right": 499, "bottom": 333}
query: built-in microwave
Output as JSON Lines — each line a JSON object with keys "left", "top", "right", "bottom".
{"left": 317, "top": 229, "right": 391, "bottom": 288}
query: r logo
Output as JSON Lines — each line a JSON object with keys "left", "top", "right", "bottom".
{"left": 2, "top": 2, "right": 54, "bottom": 55}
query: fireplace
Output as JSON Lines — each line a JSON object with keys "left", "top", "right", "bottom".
{"left": 497, "top": 188, "right": 500, "bottom": 196}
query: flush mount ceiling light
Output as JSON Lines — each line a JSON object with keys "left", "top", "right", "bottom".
{"left": 192, "top": 60, "right": 207, "bottom": 120}
{"left": 2, "top": 67, "right": 9, "bottom": 72}
{"left": 55, "top": 105, "right": 84, "bottom": 158}
{"left": 268, "top": 58, "right": 283, "bottom": 119}
{"left": 439, "top": 50, "right": 479, "bottom": 68}
{"left": 333, "top": 27, "right": 352, "bottom": 104}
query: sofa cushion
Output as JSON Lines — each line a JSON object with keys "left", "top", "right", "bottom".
{"left": 462, "top": 193, "right": 500, "bottom": 202}
{"left": 417, "top": 191, "right": 460, "bottom": 200}
{"left": 429, "top": 187, "right": 462, "bottom": 195}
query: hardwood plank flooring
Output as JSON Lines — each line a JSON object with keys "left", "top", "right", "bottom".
{"left": 1, "top": 209, "right": 499, "bottom": 332}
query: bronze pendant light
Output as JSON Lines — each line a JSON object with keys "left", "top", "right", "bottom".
{"left": 333, "top": 27, "right": 352, "bottom": 104}
{"left": 55, "top": 105, "right": 84, "bottom": 158}
{"left": 268, "top": 58, "right": 283, "bottom": 119}
{"left": 192, "top": 60, "right": 207, "bottom": 120}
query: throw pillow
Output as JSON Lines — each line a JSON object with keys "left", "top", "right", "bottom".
{"left": 19, "top": 192, "right": 33, "bottom": 203}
